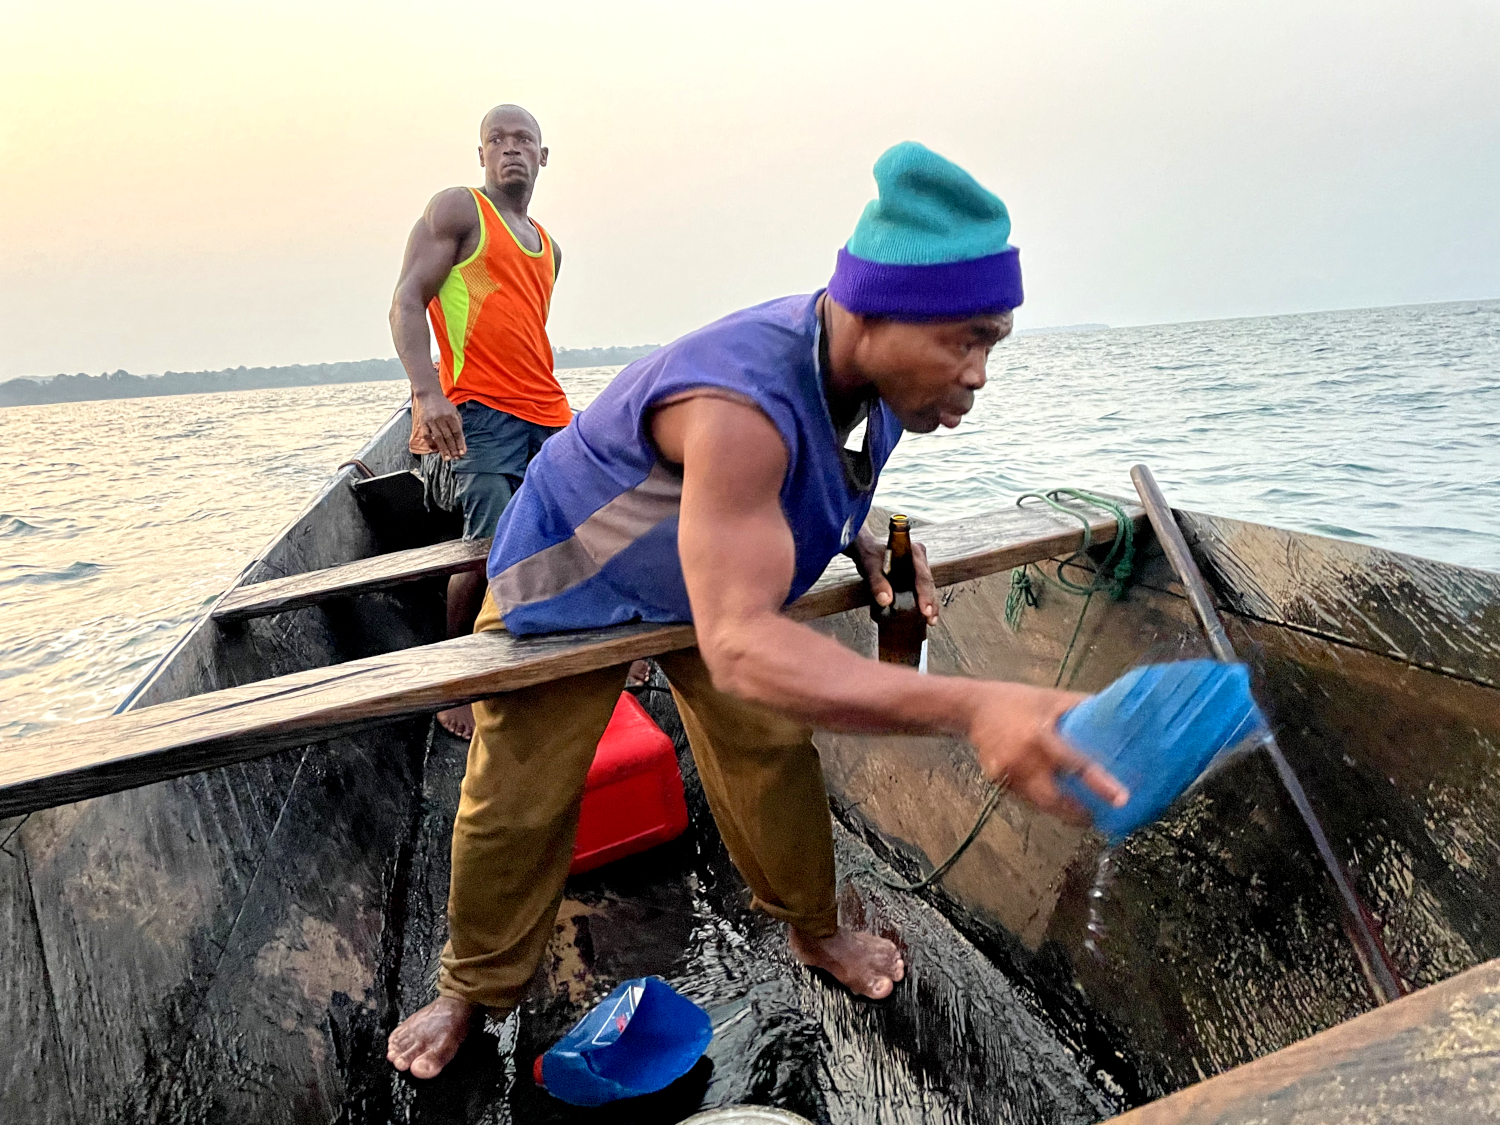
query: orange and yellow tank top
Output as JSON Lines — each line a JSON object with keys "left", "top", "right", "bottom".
{"left": 426, "top": 188, "right": 570, "bottom": 429}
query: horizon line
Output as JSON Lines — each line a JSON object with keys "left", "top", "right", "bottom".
{"left": 6, "top": 293, "right": 1496, "bottom": 384}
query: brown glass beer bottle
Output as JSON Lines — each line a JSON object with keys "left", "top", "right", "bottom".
{"left": 871, "top": 514, "right": 927, "bottom": 667}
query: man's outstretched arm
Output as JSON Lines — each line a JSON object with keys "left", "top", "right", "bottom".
{"left": 654, "top": 395, "right": 1127, "bottom": 819}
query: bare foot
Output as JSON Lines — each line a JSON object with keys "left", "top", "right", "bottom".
{"left": 625, "top": 659, "right": 651, "bottom": 688}
{"left": 387, "top": 996, "right": 478, "bottom": 1079}
{"left": 437, "top": 703, "right": 475, "bottom": 740}
{"left": 789, "top": 926, "right": 906, "bottom": 1000}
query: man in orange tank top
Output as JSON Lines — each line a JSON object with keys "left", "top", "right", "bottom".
{"left": 390, "top": 104, "right": 570, "bottom": 738}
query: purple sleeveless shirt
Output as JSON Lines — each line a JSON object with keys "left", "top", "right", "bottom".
{"left": 486, "top": 292, "right": 904, "bottom": 634}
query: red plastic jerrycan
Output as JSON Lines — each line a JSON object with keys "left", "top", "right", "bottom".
{"left": 570, "top": 692, "right": 690, "bottom": 874}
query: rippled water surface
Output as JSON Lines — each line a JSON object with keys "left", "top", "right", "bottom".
{"left": 1, "top": 299, "right": 1495, "bottom": 740}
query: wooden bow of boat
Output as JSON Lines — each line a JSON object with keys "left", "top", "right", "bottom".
{"left": 813, "top": 490, "right": 1500, "bottom": 1103}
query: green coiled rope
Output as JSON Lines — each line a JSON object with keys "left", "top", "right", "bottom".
{"left": 1006, "top": 488, "right": 1135, "bottom": 631}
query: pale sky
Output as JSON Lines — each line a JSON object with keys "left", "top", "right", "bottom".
{"left": 1, "top": 1, "right": 1496, "bottom": 380}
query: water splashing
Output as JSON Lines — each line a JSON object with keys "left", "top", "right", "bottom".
{"left": 1083, "top": 848, "right": 1119, "bottom": 961}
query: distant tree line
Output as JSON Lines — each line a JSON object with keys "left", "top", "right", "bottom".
{"left": 0, "top": 345, "right": 660, "bottom": 408}
{"left": 0, "top": 360, "right": 407, "bottom": 407}
{"left": 552, "top": 345, "right": 660, "bottom": 368}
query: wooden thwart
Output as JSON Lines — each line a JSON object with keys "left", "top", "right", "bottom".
{"left": 1104, "top": 957, "right": 1500, "bottom": 1123}
{"left": 213, "top": 537, "right": 492, "bottom": 623}
{"left": 0, "top": 500, "right": 1140, "bottom": 819}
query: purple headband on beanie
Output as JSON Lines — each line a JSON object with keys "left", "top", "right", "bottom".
{"left": 828, "top": 246, "right": 1023, "bottom": 320}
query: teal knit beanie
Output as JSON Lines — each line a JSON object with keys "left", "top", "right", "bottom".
{"left": 828, "top": 141, "right": 1023, "bottom": 319}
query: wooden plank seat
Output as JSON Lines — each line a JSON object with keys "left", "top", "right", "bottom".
{"left": 0, "top": 499, "right": 1142, "bottom": 819}
{"left": 213, "top": 536, "right": 492, "bottom": 623}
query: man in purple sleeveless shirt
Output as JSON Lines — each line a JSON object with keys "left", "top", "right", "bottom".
{"left": 389, "top": 143, "right": 1128, "bottom": 1078}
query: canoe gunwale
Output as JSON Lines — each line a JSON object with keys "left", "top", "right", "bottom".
{"left": 1177, "top": 509, "right": 1500, "bottom": 691}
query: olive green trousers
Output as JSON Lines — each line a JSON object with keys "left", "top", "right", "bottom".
{"left": 437, "top": 592, "right": 839, "bottom": 1011}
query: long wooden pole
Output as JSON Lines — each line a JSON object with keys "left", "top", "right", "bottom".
{"left": 1130, "top": 463, "right": 1403, "bottom": 1006}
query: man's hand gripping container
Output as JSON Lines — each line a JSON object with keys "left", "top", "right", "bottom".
{"left": 1059, "top": 659, "right": 1269, "bottom": 843}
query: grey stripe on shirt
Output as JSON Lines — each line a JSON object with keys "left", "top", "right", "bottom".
{"left": 491, "top": 462, "right": 683, "bottom": 613}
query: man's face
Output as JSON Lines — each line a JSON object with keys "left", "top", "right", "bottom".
{"left": 479, "top": 110, "right": 547, "bottom": 192}
{"left": 854, "top": 312, "right": 1012, "bottom": 432}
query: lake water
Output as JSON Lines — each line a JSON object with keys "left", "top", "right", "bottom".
{"left": 1, "top": 298, "right": 1495, "bottom": 741}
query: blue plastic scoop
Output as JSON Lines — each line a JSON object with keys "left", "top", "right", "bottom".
{"left": 1058, "top": 660, "right": 1268, "bottom": 842}
{"left": 535, "top": 976, "right": 713, "bottom": 1106}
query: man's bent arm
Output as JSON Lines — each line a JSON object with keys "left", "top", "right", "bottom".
{"left": 390, "top": 189, "right": 474, "bottom": 459}
{"left": 658, "top": 396, "right": 1127, "bottom": 817}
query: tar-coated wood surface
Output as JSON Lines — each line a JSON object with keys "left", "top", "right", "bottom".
{"left": 1, "top": 407, "right": 431, "bottom": 1124}
{"left": 1177, "top": 510, "right": 1500, "bottom": 688}
{"left": 213, "top": 536, "right": 491, "bottom": 622}
{"left": 0, "top": 499, "right": 1141, "bottom": 819}
{"left": 0, "top": 828, "right": 72, "bottom": 1123}
{"left": 1104, "top": 958, "right": 1500, "bottom": 1124}
{"left": 817, "top": 531, "right": 1500, "bottom": 1102}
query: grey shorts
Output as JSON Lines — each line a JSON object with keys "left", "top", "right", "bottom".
{"left": 419, "top": 401, "right": 562, "bottom": 540}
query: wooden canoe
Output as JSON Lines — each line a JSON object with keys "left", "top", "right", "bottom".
{"left": 2, "top": 402, "right": 1496, "bottom": 1123}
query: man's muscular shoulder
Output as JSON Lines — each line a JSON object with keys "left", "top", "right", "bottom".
{"left": 651, "top": 394, "right": 788, "bottom": 485}
{"left": 424, "top": 187, "right": 480, "bottom": 240}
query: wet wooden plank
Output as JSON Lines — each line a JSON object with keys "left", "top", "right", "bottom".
{"left": 1106, "top": 957, "right": 1500, "bottom": 1124}
{"left": 0, "top": 500, "right": 1141, "bottom": 820}
{"left": 1176, "top": 510, "right": 1500, "bottom": 688}
{"left": 212, "top": 537, "right": 490, "bottom": 624}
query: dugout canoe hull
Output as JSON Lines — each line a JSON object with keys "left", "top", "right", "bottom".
{"left": 814, "top": 510, "right": 1500, "bottom": 1103}
{"left": 3, "top": 398, "right": 1497, "bottom": 1122}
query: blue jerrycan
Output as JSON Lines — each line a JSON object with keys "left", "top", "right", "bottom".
{"left": 1058, "top": 660, "right": 1268, "bottom": 843}
{"left": 535, "top": 976, "right": 713, "bottom": 1106}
